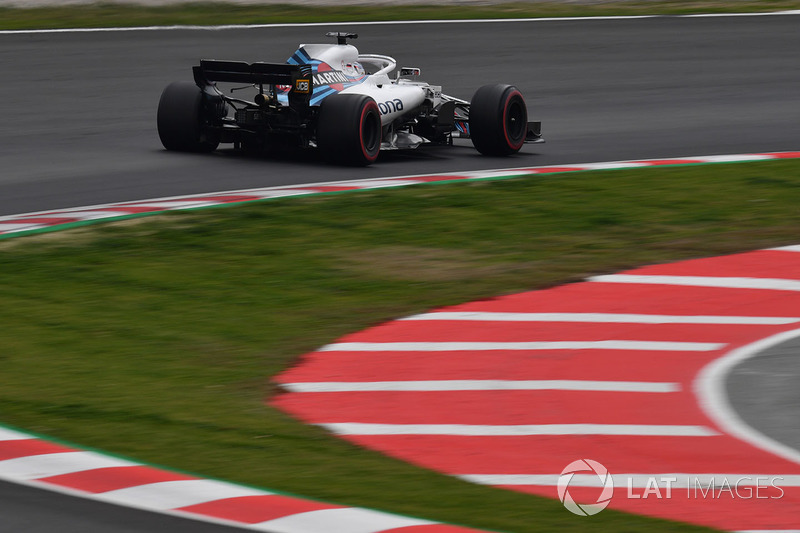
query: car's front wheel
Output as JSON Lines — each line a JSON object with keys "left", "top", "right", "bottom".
{"left": 157, "top": 81, "right": 220, "bottom": 153}
{"left": 469, "top": 84, "right": 527, "bottom": 156}
{"left": 317, "top": 94, "right": 381, "bottom": 165}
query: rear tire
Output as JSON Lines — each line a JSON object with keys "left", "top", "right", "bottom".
{"left": 469, "top": 84, "right": 527, "bottom": 156}
{"left": 157, "top": 81, "right": 220, "bottom": 153}
{"left": 317, "top": 94, "right": 381, "bottom": 165}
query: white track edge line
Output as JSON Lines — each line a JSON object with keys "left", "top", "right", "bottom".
{"left": 3, "top": 12, "right": 800, "bottom": 35}
{"left": 0, "top": 151, "right": 795, "bottom": 225}
{"left": 695, "top": 327, "right": 800, "bottom": 467}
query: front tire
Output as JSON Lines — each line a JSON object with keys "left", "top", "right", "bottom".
{"left": 317, "top": 94, "right": 381, "bottom": 165}
{"left": 157, "top": 81, "right": 220, "bottom": 153}
{"left": 469, "top": 84, "right": 527, "bottom": 156}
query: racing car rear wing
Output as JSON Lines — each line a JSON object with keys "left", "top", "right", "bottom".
{"left": 194, "top": 60, "right": 312, "bottom": 86}
{"left": 194, "top": 60, "right": 314, "bottom": 107}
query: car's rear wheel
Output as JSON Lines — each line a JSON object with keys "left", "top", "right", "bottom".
{"left": 157, "top": 81, "right": 220, "bottom": 153}
{"left": 317, "top": 94, "right": 381, "bottom": 165}
{"left": 469, "top": 84, "right": 527, "bottom": 156}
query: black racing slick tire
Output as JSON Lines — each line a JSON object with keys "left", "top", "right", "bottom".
{"left": 157, "top": 81, "right": 220, "bottom": 153}
{"left": 317, "top": 94, "right": 382, "bottom": 165}
{"left": 469, "top": 84, "right": 527, "bottom": 156}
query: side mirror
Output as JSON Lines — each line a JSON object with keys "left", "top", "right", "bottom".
{"left": 398, "top": 67, "right": 421, "bottom": 79}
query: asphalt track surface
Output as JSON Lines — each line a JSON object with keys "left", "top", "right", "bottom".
{"left": 1, "top": 13, "right": 799, "bottom": 533}
{"left": 728, "top": 334, "right": 800, "bottom": 452}
{"left": 2, "top": 15, "right": 800, "bottom": 217}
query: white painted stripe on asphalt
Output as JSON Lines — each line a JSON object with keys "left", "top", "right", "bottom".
{"left": 251, "top": 507, "right": 435, "bottom": 533}
{"left": 318, "top": 179, "right": 421, "bottom": 188}
{"left": 403, "top": 311, "right": 800, "bottom": 325}
{"left": 242, "top": 189, "right": 322, "bottom": 198}
{"left": 567, "top": 162, "right": 652, "bottom": 170}
{"left": 676, "top": 154, "right": 775, "bottom": 162}
{"left": 282, "top": 380, "right": 680, "bottom": 393}
{"left": 459, "top": 474, "right": 800, "bottom": 488}
{"left": 472, "top": 168, "right": 536, "bottom": 179}
{"left": 0, "top": 427, "right": 33, "bottom": 441}
{"left": 97, "top": 479, "right": 269, "bottom": 510}
{"left": 17, "top": 210, "right": 136, "bottom": 221}
{"left": 0, "top": 223, "right": 44, "bottom": 232}
{"left": 695, "top": 328, "right": 800, "bottom": 467}
{"left": 590, "top": 274, "right": 800, "bottom": 292}
{"left": 463, "top": 169, "right": 531, "bottom": 179}
{"left": 115, "top": 200, "right": 221, "bottom": 210}
{"left": 2, "top": 11, "right": 799, "bottom": 36}
{"left": 319, "top": 341, "right": 726, "bottom": 352}
{"left": 687, "top": 10, "right": 800, "bottom": 17}
{"left": 0, "top": 452, "right": 137, "bottom": 480}
{"left": 320, "top": 423, "right": 718, "bottom": 437}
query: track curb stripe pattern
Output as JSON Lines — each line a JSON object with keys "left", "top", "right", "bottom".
{"left": 2, "top": 151, "right": 799, "bottom": 241}
{"left": 0, "top": 431, "right": 485, "bottom": 532}
{"left": 274, "top": 246, "right": 800, "bottom": 532}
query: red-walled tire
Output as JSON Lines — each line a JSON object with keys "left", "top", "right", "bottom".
{"left": 469, "top": 84, "right": 527, "bottom": 156}
{"left": 317, "top": 94, "right": 381, "bottom": 165}
{"left": 157, "top": 81, "right": 220, "bottom": 153}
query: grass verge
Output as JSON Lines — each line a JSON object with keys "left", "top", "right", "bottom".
{"left": 2, "top": 159, "right": 800, "bottom": 531}
{"left": 1, "top": 1, "right": 800, "bottom": 30}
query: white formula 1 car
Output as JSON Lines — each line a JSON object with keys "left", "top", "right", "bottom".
{"left": 157, "top": 32, "right": 543, "bottom": 165}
